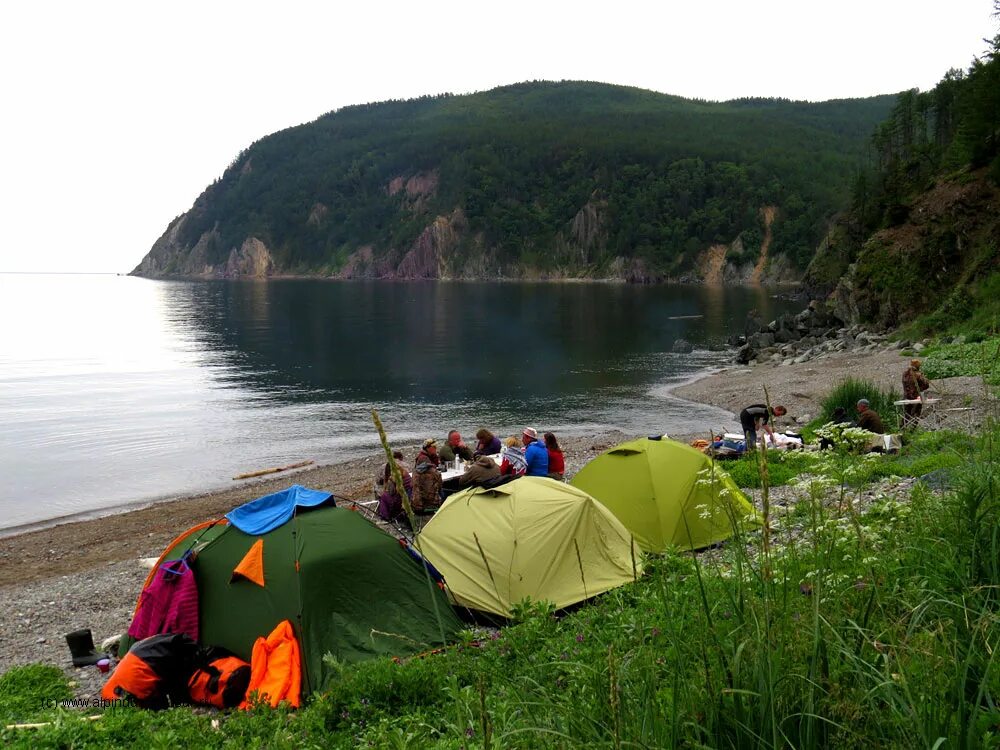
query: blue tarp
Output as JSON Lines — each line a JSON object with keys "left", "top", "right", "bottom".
{"left": 225, "top": 484, "right": 334, "bottom": 535}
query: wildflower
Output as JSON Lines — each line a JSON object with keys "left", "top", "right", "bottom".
{"left": 576, "top": 633, "right": 585, "bottom": 643}
{"left": 651, "top": 627, "right": 661, "bottom": 638}
{"left": 466, "top": 727, "right": 475, "bottom": 738}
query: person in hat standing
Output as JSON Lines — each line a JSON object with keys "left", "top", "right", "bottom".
{"left": 901, "top": 359, "right": 931, "bottom": 428}
{"left": 522, "top": 427, "right": 549, "bottom": 477}
{"left": 411, "top": 438, "right": 443, "bottom": 512}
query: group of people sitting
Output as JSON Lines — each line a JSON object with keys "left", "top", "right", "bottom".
{"left": 375, "top": 427, "right": 566, "bottom": 522}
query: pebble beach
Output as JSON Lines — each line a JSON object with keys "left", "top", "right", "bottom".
{"left": 1, "top": 339, "right": 987, "bottom": 699}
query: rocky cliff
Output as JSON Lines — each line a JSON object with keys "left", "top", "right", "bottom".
{"left": 134, "top": 196, "right": 798, "bottom": 284}
{"left": 812, "top": 171, "right": 1000, "bottom": 328}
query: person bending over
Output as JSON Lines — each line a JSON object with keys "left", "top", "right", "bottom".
{"left": 457, "top": 455, "right": 501, "bottom": 488}
{"left": 739, "top": 404, "right": 787, "bottom": 449}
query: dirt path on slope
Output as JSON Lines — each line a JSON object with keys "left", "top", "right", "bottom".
{"left": 750, "top": 205, "right": 777, "bottom": 284}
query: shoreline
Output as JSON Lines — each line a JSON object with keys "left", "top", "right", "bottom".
{"left": 128, "top": 271, "right": 806, "bottom": 290}
{"left": 2, "top": 340, "right": 972, "bottom": 561}
{"left": 1, "top": 350, "right": 741, "bottom": 541}
{"left": 0, "top": 342, "right": 925, "bottom": 554}
{"left": 1, "top": 341, "right": 991, "bottom": 693}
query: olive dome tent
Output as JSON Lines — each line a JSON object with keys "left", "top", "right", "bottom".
{"left": 417, "top": 477, "right": 641, "bottom": 617}
{"left": 126, "top": 485, "right": 462, "bottom": 696}
{"left": 570, "top": 437, "right": 760, "bottom": 552}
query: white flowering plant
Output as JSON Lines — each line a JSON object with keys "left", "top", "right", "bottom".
{"left": 813, "top": 422, "right": 879, "bottom": 453}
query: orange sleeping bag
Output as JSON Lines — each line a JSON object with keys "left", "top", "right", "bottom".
{"left": 240, "top": 619, "right": 302, "bottom": 709}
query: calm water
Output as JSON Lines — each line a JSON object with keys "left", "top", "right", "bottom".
{"left": 0, "top": 274, "right": 797, "bottom": 531}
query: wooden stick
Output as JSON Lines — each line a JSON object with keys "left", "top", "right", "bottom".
{"left": 232, "top": 459, "right": 314, "bottom": 480}
{"left": 7, "top": 715, "right": 102, "bottom": 729}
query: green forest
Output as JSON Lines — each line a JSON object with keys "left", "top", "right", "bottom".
{"left": 144, "top": 82, "right": 896, "bottom": 277}
{"left": 805, "top": 13, "right": 1000, "bottom": 331}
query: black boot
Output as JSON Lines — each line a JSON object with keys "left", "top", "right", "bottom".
{"left": 65, "top": 628, "right": 107, "bottom": 667}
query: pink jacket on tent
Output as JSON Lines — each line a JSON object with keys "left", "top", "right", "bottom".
{"left": 127, "top": 557, "right": 199, "bottom": 642}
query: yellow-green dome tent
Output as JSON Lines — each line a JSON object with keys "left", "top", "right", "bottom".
{"left": 417, "top": 477, "right": 641, "bottom": 617}
{"left": 570, "top": 437, "right": 760, "bottom": 552}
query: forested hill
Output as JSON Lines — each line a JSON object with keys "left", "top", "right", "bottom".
{"left": 804, "top": 17, "right": 1000, "bottom": 333}
{"left": 132, "top": 81, "right": 896, "bottom": 282}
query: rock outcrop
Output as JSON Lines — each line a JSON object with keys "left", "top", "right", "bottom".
{"left": 396, "top": 210, "right": 464, "bottom": 279}
{"left": 224, "top": 238, "right": 274, "bottom": 278}
{"left": 823, "top": 171, "right": 1000, "bottom": 327}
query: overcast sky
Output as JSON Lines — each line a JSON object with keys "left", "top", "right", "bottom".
{"left": 0, "top": 0, "right": 995, "bottom": 273}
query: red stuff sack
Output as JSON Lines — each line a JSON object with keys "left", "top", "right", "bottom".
{"left": 188, "top": 655, "right": 251, "bottom": 708}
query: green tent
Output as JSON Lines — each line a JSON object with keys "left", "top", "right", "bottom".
{"left": 130, "top": 492, "right": 462, "bottom": 695}
{"left": 418, "top": 477, "right": 641, "bottom": 617}
{"left": 570, "top": 437, "right": 760, "bottom": 552}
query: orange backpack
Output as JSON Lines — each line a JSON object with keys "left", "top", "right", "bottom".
{"left": 188, "top": 655, "right": 251, "bottom": 708}
{"left": 101, "top": 633, "right": 199, "bottom": 709}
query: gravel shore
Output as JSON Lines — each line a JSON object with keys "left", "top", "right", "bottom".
{"left": 1, "top": 341, "right": 990, "bottom": 698}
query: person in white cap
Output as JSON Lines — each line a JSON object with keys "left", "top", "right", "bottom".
{"left": 521, "top": 427, "right": 549, "bottom": 477}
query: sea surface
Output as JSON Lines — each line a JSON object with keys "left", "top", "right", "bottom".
{"left": 0, "top": 273, "right": 798, "bottom": 531}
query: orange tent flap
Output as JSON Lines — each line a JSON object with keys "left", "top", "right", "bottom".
{"left": 231, "top": 539, "right": 265, "bottom": 587}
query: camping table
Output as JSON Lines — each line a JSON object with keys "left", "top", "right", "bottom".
{"left": 893, "top": 397, "right": 940, "bottom": 427}
{"left": 439, "top": 453, "right": 502, "bottom": 483}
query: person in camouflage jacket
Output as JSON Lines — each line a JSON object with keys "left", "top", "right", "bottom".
{"left": 902, "top": 359, "right": 931, "bottom": 427}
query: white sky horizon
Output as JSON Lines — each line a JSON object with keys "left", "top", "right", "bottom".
{"left": 1, "top": 1, "right": 996, "bottom": 273}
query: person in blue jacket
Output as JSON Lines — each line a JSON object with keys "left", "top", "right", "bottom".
{"left": 521, "top": 427, "right": 549, "bottom": 477}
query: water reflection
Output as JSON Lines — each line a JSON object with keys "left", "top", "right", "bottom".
{"left": 167, "top": 280, "right": 794, "bottom": 408}
{"left": 2, "top": 274, "right": 803, "bottom": 530}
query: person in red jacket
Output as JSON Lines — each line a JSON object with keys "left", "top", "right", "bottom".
{"left": 544, "top": 432, "right": 565, "bottom": 481}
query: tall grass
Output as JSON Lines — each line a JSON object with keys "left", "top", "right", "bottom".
{"left": 4, "top": 433, "right": 1000, "bottom": 748}
{"left": 816, "top": 377, "right": 902, "bottom": 432}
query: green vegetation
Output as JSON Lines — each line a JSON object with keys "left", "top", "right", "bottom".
{"left": 4, "top": 423, "right": 999, "bottom": 748}
{"left": 725, "top": 427, "right": 973, "bottom": 491}
{"left": 0, "top": 665, "right": 70, "bottom": 724}
{"left": 908, "top": 270, "right": 1000, "bottom": 337}
{"left": 725, "top": 450, "right": 819, "bottom": 488}
{"left": 148, "top": 82, "right": 896, "bottom": 276}
{"left": 920, "top": 335, "right": 1000, "bottom": 385}
{"left": 806, "top": 10, "right": 1000, "bottom": 331}
{"left": 816, "top": 377, "right": 902, "bottom": 433}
